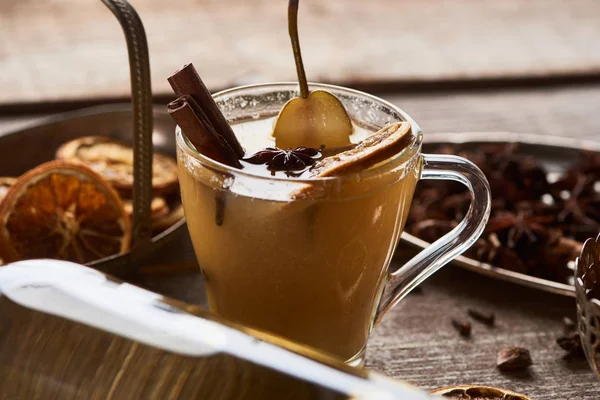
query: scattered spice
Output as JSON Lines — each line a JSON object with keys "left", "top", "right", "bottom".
{"left": 467, "top": 308, "right": 495, "bottom": 326}
{"left": 556, "top": 331, "right": 585, "bottom": 360}
{"left": 452, "top": 318, "right": 472, "bottom": 337}
{"left": 407, "top": 143, "right": 593, "bottom": 285}
{"left": 496, "top": 347, "right": 532, "bottom": 371}
{"left": 562, "top": 316, "right": 576, "bottom": 334}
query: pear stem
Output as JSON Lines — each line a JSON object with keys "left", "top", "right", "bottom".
{"left": 288, "top": 0, "right": 309, "bottom": 99}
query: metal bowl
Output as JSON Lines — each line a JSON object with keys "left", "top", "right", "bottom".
{"left": 0, "top": 0, "right": 184, "bottom": 278}
{"left": 401, "top": 132, "right": 600, "bottom": 297}
{"left": 574, "top": 234, "right": 600, "bottom": 377}
{"left": 0, "top": 104, "right": 185, "bottom": 277}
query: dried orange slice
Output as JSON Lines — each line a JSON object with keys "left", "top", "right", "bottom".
{"left": 0, "top": 178, "right": 15, "bottom": 265}
{"left": 123, "top": 197, "right": 170, "bottom": 221}
{"left": 0, "top": 160, "right": 131, "bottom": 264}
{"left": 0, "top": 177, "right": 16, "bottom": 203}
{"left": 151, "top": 203, "right": 184, "bottom": 234}
{"left": 309, "top": 122, "right": 413, "bottom": 177}
{"left": 55, "top": 136, "right": 178, "bottom": 196}
{"left": 432, "top": 385, "right": 532, "bottom": 400}
{"left": 122, "top": 197, "right": 183, "bottom": 234}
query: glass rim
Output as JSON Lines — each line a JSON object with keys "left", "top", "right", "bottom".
{"left": 176, "top": 82, "right": 424, "bottom": 184}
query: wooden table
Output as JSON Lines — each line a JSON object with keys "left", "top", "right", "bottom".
{"left": 2, "top": 83, "right": 599, "bottom": 399}
{"left": 3, "top": 0, "right": 600, "bottom": 397}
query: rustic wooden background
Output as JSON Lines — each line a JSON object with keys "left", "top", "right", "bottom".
{"left": 2, "top": 0, "right": 600, "bottom": 104}
{"left": 2, "top": 81, "right": 600, "bottom": 400}
{"left": 2, "top": 0, "right": 600, "bottom": 398}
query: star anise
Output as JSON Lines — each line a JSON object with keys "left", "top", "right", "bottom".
{"left": 243, "top": 147, "right": 321, "bottom": 171}
{"left": 407, "top": 219, "right": 457, "bottom": 243}
{"left": 576, "top": 150, "right": 600, "bottom": 179}
{"left": 469, "top": 234, "right": 528, "bottom": 274}
{"left": 405, "top": 143, "right": 589, "bottom": 285}
{"left": 556, "top": 174, "right": 600, "bottom": 226}
{"left": 485, "top": 210, "right": 555, "bottom": 248}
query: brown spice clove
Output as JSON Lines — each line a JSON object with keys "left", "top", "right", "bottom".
{"left": 556, "top": 331, "right": 585, "bottom": 360}
{"left": 496, "top": 347, "right": 532, "bottom": 371}
{"left": 468, "top": 308, "right": 495, "bottom": 326}
{"left": 452, "top": 318, "right": 472, "bottom": 337}
{"left": 562, "top": 316, "right": 576, "bottom": 333}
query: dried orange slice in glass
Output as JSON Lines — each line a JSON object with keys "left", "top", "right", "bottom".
{"left": 0, "top": 161, "right": 131, "bottom": 264}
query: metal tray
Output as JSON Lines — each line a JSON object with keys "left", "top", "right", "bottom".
{"left": 0, "top": 0, "right": 170, "bottom": 278}
{"left": 0, "top": 104, "right": 185, "bottom": 276}
{"left": 400, "top": 132, "right": 600, "bottom": 297}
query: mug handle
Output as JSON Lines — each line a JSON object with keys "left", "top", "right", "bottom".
{"left": 375, "top": 154, "right": 491, "bottom": 324}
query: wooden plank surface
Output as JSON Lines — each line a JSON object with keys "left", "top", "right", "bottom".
{"left": 3, "top": 83, "right": 600, "bottom": 139}
{"left": 368, "top": 266, "right": 596, "bottom": 399}
{"left": 1, "top": 298, "right": 367, "bottom": 399}
{"left": 135, "top": 260, "right": 600, "bottom": 399}
{"left": 2, "top": 83, "right": 600, "bottom": 398}
{"left": 2, "top": 0, "right": 600, "bottom": 105}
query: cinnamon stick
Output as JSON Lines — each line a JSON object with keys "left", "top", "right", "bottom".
{"left": 168, "top": 63, "right": 244, "bottom": 159}
{"left": 168, "top": 95, "right": 242, "bottom": 168}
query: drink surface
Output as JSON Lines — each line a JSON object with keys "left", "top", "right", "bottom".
{"left": 179, "top": 116, "right": 420, "bottom": 361}
{"left": 233, "top": 116, "right": 375, "bottom": 179}
{"left": 234, "top": 116, "right": 373, "bottom": 154}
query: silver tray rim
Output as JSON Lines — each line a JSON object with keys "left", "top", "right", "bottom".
{"left": 0, "top": 104, "right": 186, "bottom": 270}
{"left": 401, "top": 131, "right": 600, "bottom": 298}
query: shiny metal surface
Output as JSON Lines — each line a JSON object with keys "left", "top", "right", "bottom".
{"left": 400, "top": 132, "right": 600, "bottom": 297}
{"left": 0, "top": 105, "right": 184, "bottom": 278}
{"left": 0, "top": 259, "right": 434, "bottom": 399}
{"left": 102, "top": 0, "right": 154, "bottom": 252}
{"left": 575, "top": 234, "right": 600, "bottom": 377}
{"left": 0, "top": 0, "right": 159, "bottom": 276}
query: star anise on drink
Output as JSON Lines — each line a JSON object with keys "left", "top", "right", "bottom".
{"left": 243, "top": 147, "right": 321, "bottom": 171}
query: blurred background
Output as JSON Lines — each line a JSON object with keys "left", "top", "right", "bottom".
{"left": 2, "top": 2, "right": 600, "bottom": 398}
{"left": 1, "top": 0, "right": 599, "bottom": 104}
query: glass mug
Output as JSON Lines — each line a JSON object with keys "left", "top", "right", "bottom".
{"left": 176, "top": 83, "right": 491, "bottom": 365}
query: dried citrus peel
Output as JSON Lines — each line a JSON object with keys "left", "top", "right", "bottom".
{"left": 0, "top": 160, "right": 131, "bottom": 264}
{"left": 123, "top": 197, "right": 169, "bottom": 220}
{"left": 290, "top": 122, "right": 414, "bottom": 200}
{"left": 309, "top": 121, "right": 413, "bottom": 177}
{"left": 432, "top": 385, "right": 532, "bottom": 400}
{"left": 56, "top": 136, "right": 178, "bottom": 196}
